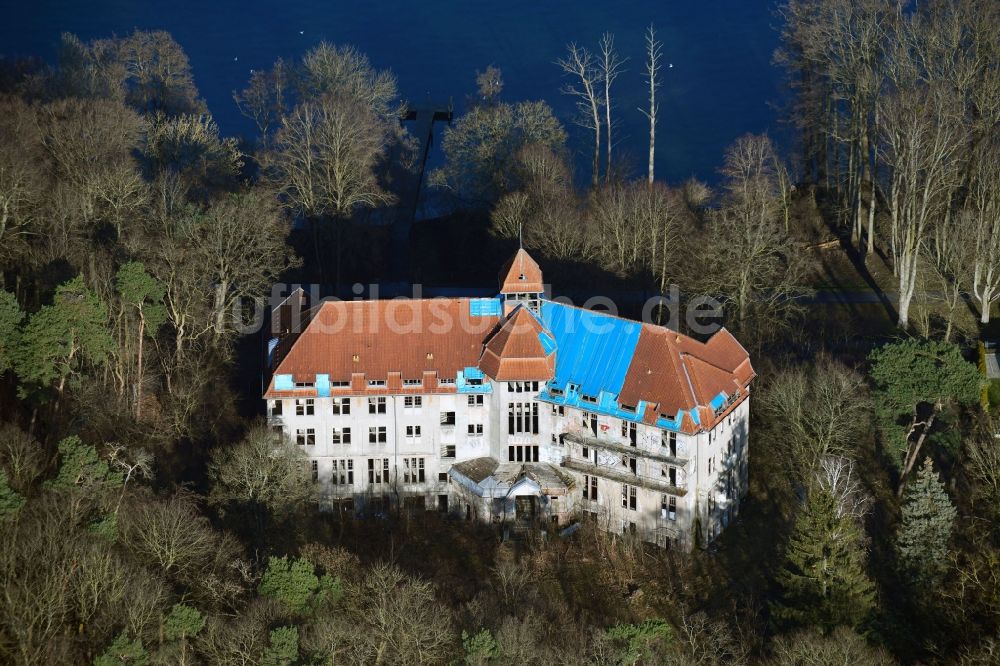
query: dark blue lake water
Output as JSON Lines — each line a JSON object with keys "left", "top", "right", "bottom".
{"left": 3, "top": 0, "right": 784, "bottom": 184}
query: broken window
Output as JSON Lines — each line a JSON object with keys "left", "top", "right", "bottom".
{"left": 661, "top": 495, "right": 677, "bottom": 520}
{"left": 368, "top": 458, "right": 389, "bottom": 484}
{"left": 368, "top": 397, "right": 387, "bottom": 414}
{"left": 332, "top": 459, "right": 354, "bottom": 485}
{"left": 507, "top": 445, "right": 539, "bottom": 462}
{"left": 507, "top": 402, "right": 538, "bottom": 434}
{"left": 295, "top": 398, "right": 314, "bottom": 416}
{"left": 403, "top": 457, "right": 425, "bottom": 483}
{"left": 621, "top": 484, "right": 637, "bottom": 511}
{"left": 664, "top": 431, "right": 678, "bottom": 457}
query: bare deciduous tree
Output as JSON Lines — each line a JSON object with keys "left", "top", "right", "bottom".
{"left": 816, "top": 455, "right": 870, "bottom": 521}
{"left": 761, "top": 357, "right": 871, "bottom": 483}
{"left": 264, "top": 96, "right": 393, "bottom": 287}
{"left": 474, "top": 64, "right": 504, "bottom": 107}
{"left": 598, "top": 33, "right": 626, "bottom": 181}
{"left": 967, "top": 140, "right": 1000, "bottom": 324}
{"left": 557, "top": 43, "right": 604, "bottom": 188}
{"left": 879, "top": 82, "right": 967, "bottom": 329}
{"left": 701, "top": 135, "right": 812, "bottom": 341}
{"left": 926, "top": 210, "right": 974, "bottom": 340}
{"left": 639, "top": 25, "right": 662, "bottom": 185}
{"left": 233, "top": 58, "right": 290, "bottom": 137}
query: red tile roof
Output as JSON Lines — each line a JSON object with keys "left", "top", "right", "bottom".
{"left": 621, "top": 326, "right": 753, "bottom": 433}
{"left": 265, "top": 299, "right": 499, "bottom": 397}
{"left": 479, "top": 307, "right": 555, "bottom": 381}
{"left": 499, "top": 249, "right": 544, "bottom": 293}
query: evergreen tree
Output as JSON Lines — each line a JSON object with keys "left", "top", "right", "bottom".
{"left": 0, "top": 290, "right": 23, "bottom": 375}
{"left": 868, "top": 339, "right": 981, "bottom": 492}
{"left": 46, "top": 435, "right": 123, "bottom": 491}
{"left": 258, "top": 555, "right": 341, "bottom": 615}
{"left": 262, "top": 626, "right": 299, "bottom": 666}
{"left": 94, "top": 632, "right": 149, "bottom": 666}
{"left": 896, "top": 458, "right": 957, "bottom": 585}
{"left": 114, "top": 262, "right": 166, "bottom": 418}
{"left": 772, "top": 482, "right": 876, "bottom": 632}
{"left": 462, "top": 629, "right": 500, "bottom": 665}
{"left": 163, "top": 603, "right": 205, "bottom": 642}
{"left": 0, "top": 470, "right": 24, "bottom": 518}
{"left": 12, "top": 276, "right": 112, "bottom": 403}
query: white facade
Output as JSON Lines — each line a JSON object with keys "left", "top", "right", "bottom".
{"left": 269, "top": 383, "right": 749, "bottom": 550}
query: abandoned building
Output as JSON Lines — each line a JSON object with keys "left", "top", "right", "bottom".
{"left": 264, "top": 250, "right": 754, "bottom": 550}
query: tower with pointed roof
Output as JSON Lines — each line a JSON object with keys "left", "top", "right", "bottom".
{"left": 498, "top": 248, "right": 544, "bottom": 314}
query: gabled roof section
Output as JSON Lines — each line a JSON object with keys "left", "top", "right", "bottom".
{"left": 620, "top": 325, "right": 754, "bottom": 432}
{"left": 266, "top": 299, "right": 499, "bottom": 395}
{"left": 479, "top": 306, "right": 555, "bottom": 381}
{"left": 499, "top": 249, "right": 544, "bottom": 294}
{"left": 619, "top": 327, "right": 694, "bottom": 418}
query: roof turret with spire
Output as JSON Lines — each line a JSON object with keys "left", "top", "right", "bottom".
{"left": 498, "top": 248, "right": 544, "bottom": 313}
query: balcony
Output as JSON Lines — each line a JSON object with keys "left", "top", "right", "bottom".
{"left": 561, "top": 457, "right": 687, "bottom": 496}
{"left": 562, "top": 431, "right": 687, "bottom": 466}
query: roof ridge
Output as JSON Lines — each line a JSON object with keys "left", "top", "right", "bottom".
{"left": 684, "top": 348, "right": 739, "bottom": 376}
{"left": 675, "top": 348, "right": 699, "bottom": 409}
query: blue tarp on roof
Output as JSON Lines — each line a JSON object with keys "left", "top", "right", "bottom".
{"left": 470, "top": 298, "right": 503, "bottom": 317}
{"left": 456, "top": 367, "right": 492, "bottom": 394}
{"left": 540, "top": 301, "right": 642, "bottom": 398}
{"left": 538, "top": 331, "right": 557, "bottom": 354}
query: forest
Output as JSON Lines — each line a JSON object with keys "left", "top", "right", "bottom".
{"left": 0, "top": 0, "right": 999, "bottom": 663}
